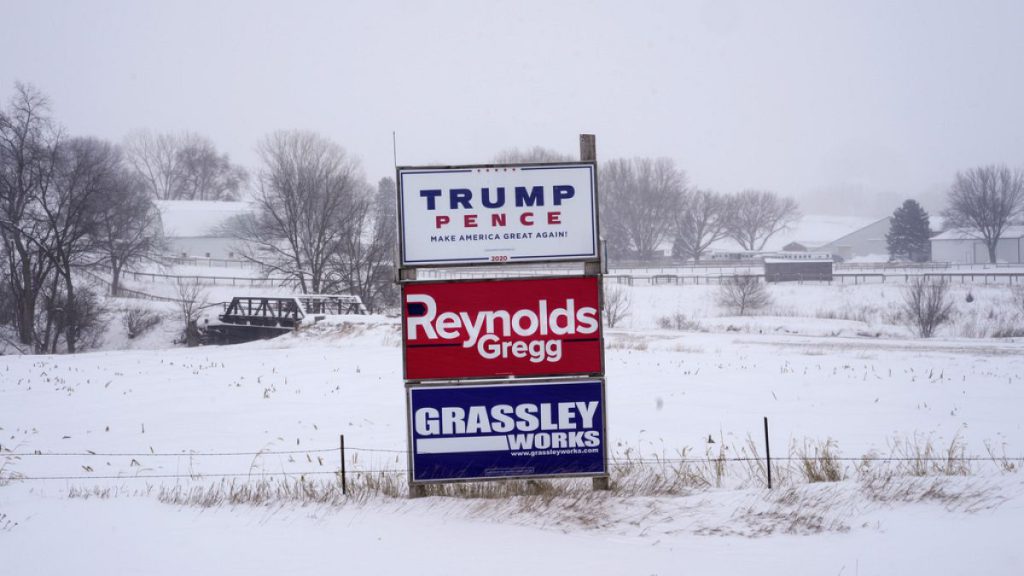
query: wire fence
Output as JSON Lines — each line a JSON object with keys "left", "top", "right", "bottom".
{"left": 0, "top": 443, "right": 408, "bottom": 483}
{"left": 1, "top": 446, "right": 401, "bottom": 457}
{"left": 3, "top": 441, "right": 1019, "bottom": 483}
{"left": 125, "top": 269, "right": 295, "bottom": 289}
{"left": 157, "top": 255, "right": 260, "bottom": 269}
{"left": 80, "top": 268, "right": 182, "bottom": 303}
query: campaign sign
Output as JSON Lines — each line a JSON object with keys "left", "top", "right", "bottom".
{"left": 408, "top": 379, "right": 606, "bottom": 483}
{"left": 403, "top": 276, "right": 603, "bottom": 381}
{"left": 397, "top": 163, "right": 598, "bottom": 266}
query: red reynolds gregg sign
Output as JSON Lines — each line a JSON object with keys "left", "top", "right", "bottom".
{"left": 403, "top": 277, "right": 603, "bottom": 381}
{"left": 397, "top": 163, "right": 598, "bottom": 267}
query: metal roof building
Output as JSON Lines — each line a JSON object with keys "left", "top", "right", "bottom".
{"left": 930, "top": 226, "right": 1024, "bottom": 264}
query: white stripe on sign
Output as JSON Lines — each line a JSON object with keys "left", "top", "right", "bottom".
{"left": 416, "top": 435, "right": 511, "bottom": 454}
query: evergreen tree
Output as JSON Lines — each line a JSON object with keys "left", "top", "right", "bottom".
{"left": 886, "top": 199, "right": 932, "bottom": 262}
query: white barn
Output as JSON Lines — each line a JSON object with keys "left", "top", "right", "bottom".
{"left": 815, "top": 217, "right": 892, "bottom": 261}
{"left": 930, "top": 226, "right": 1024, "bottom": 264}
{"left": 157, "top": 201, "right": 255, "bottom": 260}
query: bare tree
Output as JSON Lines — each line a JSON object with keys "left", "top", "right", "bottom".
{"left": 902, "top": 276, "right": 953, "bottom": 338}
{"left": 123, "top": 131, "right": 246, "bottom": 201}
{"left": 0, "top": 83, "right": 62, "bottom": 347}
{"left": 493, "top": 146, "right": 574, "bottom": 164}
{"left": 942, "top": 165, "right": 1024, "bottom": 264}
{"left": 726, "top": 189, "right": 801, "bottom": 251}
{"left": 0, "top": 256, "right": 14, "bottom": 327}
{"left": 600, "top": 157, "right": 687, "bottom": 261}
{"left": 175, "top": 277, "right": 208, "bottom": 347}
{"left": 36, "top": 281, "right": 106, "bottom": 354}
{"left": 231, "top": 130, "right": 365, "bottom": 294}
{"left": 327, "top": 177, "right": 397, "bottom": 312}
{"left": 717, "top": 276, "right": 772, "bottom": 315}
{"left": 122, "top": 130, "right": 182, "bottom": 200}
{"left": 91, "top": 162, "right": 162, "bottom": 296}
{"left": 673, "top": 189, "right": 732, "bottom": 261}
{"left": 174, "top": 133, "right": 248, "bottom": 200}
{"left": 36, "top": 137, "right": 121, "bottom": 352}
{"left": 602, "top": 284, "right": 632, "bottom": 328}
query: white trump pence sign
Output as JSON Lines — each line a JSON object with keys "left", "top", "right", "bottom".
{"left": 397, "top": 163, "right": 598, "bottom": 266}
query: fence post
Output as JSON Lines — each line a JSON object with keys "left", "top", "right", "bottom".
{"left": 764, "top": 416, "right": 772, "bottom": 490}
{"left": 339, "top": 434, "right": 347, "bottom": 495}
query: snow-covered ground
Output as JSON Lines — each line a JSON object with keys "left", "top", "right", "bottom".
{"left": 3, "top": 283, "right": 1024, "bottom": 575}
{"left": 2, "top": 272, "right": 1024, "bottom": 569}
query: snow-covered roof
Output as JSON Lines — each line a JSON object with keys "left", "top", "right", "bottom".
{"left": 931, "top": 225, "right": 1024, "bottom": 241}
{"left": 156, "top": 200, "right": 255, "bottom": 238}
{"left": 763, "top": 257, "right": 832, "bottom": 264}
{"left": 703, "top": 214, "right": 881, "bottom": 253}
{"left": 786, "top": 215, "right": 882, "bottom": 248}
{"left": 813, "top": 217, "right": 890, "bottom": 248}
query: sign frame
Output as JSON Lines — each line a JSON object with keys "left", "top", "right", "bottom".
{"left": 405, "top": 377, "right": 610, "bottom": 486}
{"left": 400, "top": 275, "right": 606, "bottom": 382}
{"left": 395, "top": 161, "right": 600, "bottom": 269}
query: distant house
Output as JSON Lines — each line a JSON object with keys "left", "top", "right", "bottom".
{"left": 156, "top": 201, "right": 255, "bottom": 260}
{"left": 930, "top": 226, "right": 1024, "bottom": 264}
{"left": 815, "top": 217, "right": 891, "bottom": 261}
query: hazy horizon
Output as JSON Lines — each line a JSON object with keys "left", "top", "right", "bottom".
{"left": 3, "top": 0, "right": 1022, "bottom": 218}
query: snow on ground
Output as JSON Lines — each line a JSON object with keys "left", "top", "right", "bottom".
{"left": 3, "top": 283, "right": 1024, "bottom": 575}
{"left": 618, "top": 281, "right": 1024, "bottom": 339}
{"left": 2, "top": 480, "right": 1022, "bottom": 576}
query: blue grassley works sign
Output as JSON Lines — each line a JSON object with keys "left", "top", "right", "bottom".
{"left": 407, "top": 379, "right": 607, "bottom": 483}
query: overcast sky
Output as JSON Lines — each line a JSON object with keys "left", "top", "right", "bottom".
{"left": 3, "top": 0, "right": 1022, "bottom": 216}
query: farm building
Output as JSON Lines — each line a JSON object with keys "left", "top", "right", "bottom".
{"left": 930, "top": 226, "right": 1024, "bottom": 264}
{"left": 763, "top": 257, "right": 833, "bottom": 282}
{"left": 815, "top": 217, "right": 891, "bottom": 261}
{"left": 157, "top": 200, "right": 255, "bottom": 260}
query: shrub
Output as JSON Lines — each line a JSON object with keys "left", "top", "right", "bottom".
{"left": 35, "top": 285, "right": 108, "bottom": 353}
{"left": 122, "top": 307, "right": 162, "bottom": 339}
{"left": 656, "top": 312, "right": 700, "bottom": 331}
{"left": 1012, "top": 285, "right": 1024, "bottom": 317}
{"left": 716, "top": 276, "right": 772, "bottom": 316}
{"left": 603, "top": 285, "right": 632, "bottom": 328}
{"left": 901, "top": 277, "right": 953, "bottom": 338}
{"left": 175, "top": 279, "right": 209, "bottom": 346}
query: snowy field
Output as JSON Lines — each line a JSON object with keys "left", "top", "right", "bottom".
{"left": 3, "top": 282, "right": 1024, "bottom": 575}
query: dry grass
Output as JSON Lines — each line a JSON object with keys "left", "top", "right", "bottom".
{"left": 859, "top": 475, "right": 1004, "bottom": 513}
{"left": 953, "top": 304, "right": 1022, "bottom": 338}
{"left": 724, "top": 485, "right": 854, "bottom": 536}
{"left": 797, "top": 439, "right": 846, "bottom": 483}
{"left": 984, "top": 441, "right": 1022, "bottom": 473}
{"left": 884, "top": 433, "right": 972, "bottom": 477}
{"left": 0, "top": 451, "right": 23, "bottom": 486}
{"left": 51, "top": 435, "right": 1019, "bottom": 537}
{"left": 53, "top": 434, "right": 1015, "bottom": 507}
{"left": 0, "top": 512, "right": 18, "bottom": 532}
{"left": 605, "top": 335, "right": 649, "bottom": 351}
